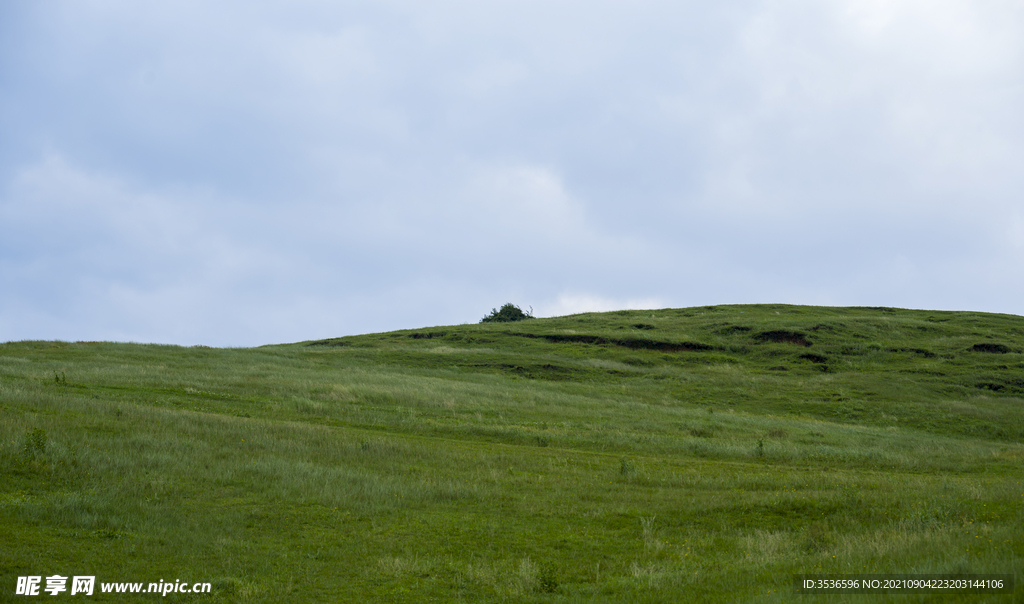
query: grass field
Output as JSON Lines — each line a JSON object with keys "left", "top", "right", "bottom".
{"left": 2, "top": 304, "right": 1022, "bottom": 602}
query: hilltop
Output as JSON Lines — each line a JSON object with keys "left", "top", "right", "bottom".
{"left": 300, "top": 304, "right": 1024, "bottom": 446}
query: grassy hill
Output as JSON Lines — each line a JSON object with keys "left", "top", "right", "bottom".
{"left": 2, "top": 304, "right": 1022, "bottom": 602}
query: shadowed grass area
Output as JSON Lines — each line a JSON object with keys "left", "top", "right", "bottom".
{"left": 1, "top": 304, "right": 1022, "bottom": 602}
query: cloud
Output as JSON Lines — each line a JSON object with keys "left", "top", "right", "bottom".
{"left": 0, "top": 155, "right": 304, "bottom": 345}
{"left": 1, "top": 1, "right": 1022, "bottom": 344}
{"left": 538, "top": 294, "right": 668, "bottom": 319}
{"left": 457, "top": 163, "right": 588, "bottom": 248}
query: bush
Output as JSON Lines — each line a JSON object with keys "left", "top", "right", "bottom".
{"left": 480, "top": 303, "right": 534, "bottom": 323}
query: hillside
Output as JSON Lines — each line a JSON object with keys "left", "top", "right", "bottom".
{"left": 304, "top": 304, "right": 1024, "bottom": 446}
{"left": 2, "top": 305, "right": 1022, "bottom": 602}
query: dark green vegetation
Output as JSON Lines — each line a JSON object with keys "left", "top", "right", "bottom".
{"left": 480, "top": 303, "right": 534, "bottom": 323}
{"left": 2, "top": 304, "right": 1022, "bottom": 602}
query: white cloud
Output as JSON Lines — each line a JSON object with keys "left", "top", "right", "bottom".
{"left": 2, "top": 1, "right": 1023, "bottom": 344}
{"left": 462, "top": 164, "right": 584, "bottom": 236}
{"left": 460, "top": 60, "right": 531, "bottom": 98}
{"left": 0, "top": 155, "right": 309, "bottom": 345}
{"left": 539, "top": 294, "right": 667, "bottom": 319}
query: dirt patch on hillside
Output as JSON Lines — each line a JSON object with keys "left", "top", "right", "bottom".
{"left": 306, "top": 338, "right": 348, "bottom": 347}
{"left": 888, "top": 347, "right": 937, "bottom": 358}
{"left": 409, "top": 332, "right": 448, "bottom": 340}
{"left": 716, "top": 325, "right": 752, "bottom": 335}
{"left": 798, "top": 353, "right": 828, "bottom": 364}
{"left": 513, "top": 332, "right": 715, "bottom": 353}
{"left": 971, "top": 343, "right": 1011, "bottom": 353}
{"left": 753, "top": 330, "right": 812, "bottom": 347}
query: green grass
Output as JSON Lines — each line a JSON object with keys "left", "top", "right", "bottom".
{"left": 1, "top": 304, "right": 1022, "bottom": 602}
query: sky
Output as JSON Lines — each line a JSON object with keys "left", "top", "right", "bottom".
{"left": 2, "top": 0, "right": 1023, "bottom": 346}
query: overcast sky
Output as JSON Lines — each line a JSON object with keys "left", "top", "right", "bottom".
{"left": 2, "top": 1, "right": 1022, "bottom": 346}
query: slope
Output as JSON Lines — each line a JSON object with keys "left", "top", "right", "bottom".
{"left": 1, "top": 304, "right": 1021, "bottom": 603}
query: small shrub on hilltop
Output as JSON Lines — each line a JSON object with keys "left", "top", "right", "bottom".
{"left": 480, "top": 303, "right": 534, "bottom": 323}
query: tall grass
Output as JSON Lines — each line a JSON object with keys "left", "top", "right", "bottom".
{"left": 2, "top": 305, "right": 1022, "bottom": 602}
